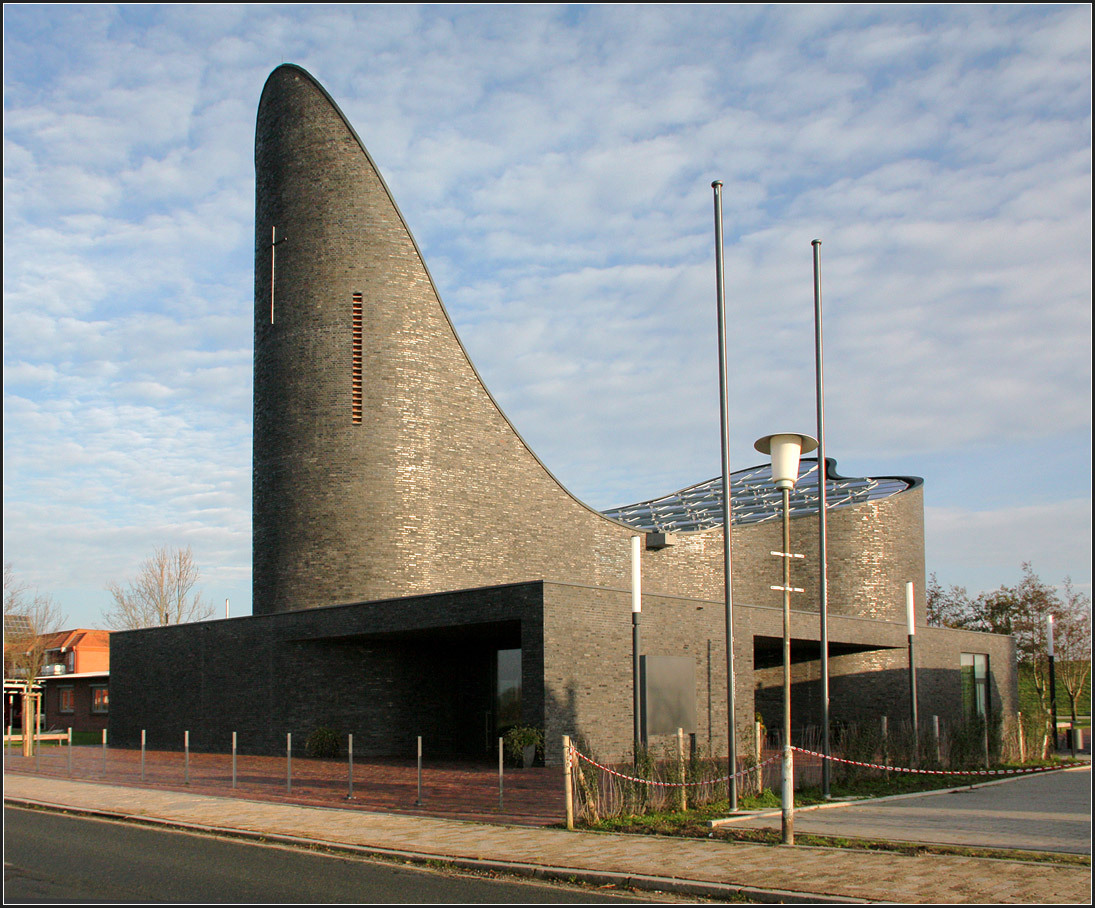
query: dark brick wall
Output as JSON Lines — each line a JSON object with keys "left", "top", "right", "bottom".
{"left": 111, "top": 578, "right": 1016, "bottom": 765}
{"left": 110, "top": 583, "right": 544, "bottom": 756}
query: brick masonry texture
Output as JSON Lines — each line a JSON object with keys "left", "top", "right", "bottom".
{"left": 111, "top": 64, "right": 1017, "bottom": 764}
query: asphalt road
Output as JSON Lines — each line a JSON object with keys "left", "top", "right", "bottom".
{"left": 722, "top": 765, "right": 1092, "bottom": 854}
{"left": 2, "top": 807, "right": 670, "bottom": 904}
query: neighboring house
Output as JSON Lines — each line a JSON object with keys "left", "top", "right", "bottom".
{"left": 35, "top": 629, "right": 110, "bottom": 735}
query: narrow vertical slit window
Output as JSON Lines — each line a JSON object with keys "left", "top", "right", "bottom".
{"left": 351, "top": 293, "right": 364, "bottom": 423}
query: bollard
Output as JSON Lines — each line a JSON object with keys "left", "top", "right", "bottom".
{"left": 287, "top": 733, "right": 292, "bottom": 793}
{"left": 1017, "top": 712, "right": 1026, "bottom": 763}
{"left": 415, "top": 735, "right": 423, "bottom": 806}
{"left": 562, "top": 735, "right": 574, "bottom": 830}
{"left": 677, "top": 728, "right": 687, "bottom": 812}
{"left": 184, "top": 730, "right": 190, "bottom": 785}
{"left": 498, "top": 737, "right": 504, "bottom": 810}
{"left": 102, "top": 728, "right": 108, "bottom": 775}
{"left": 68, "top": 727, "right": 73, "bottom": 777}
{"left": 754, "top": 721, "right": 764, "bottom": 794}
{"left": 348, "top": 733, "right": 354, "bottom": 800}
{"left": 141, "top": 729, "right": 146, "bottom": 782}
{"left": 231, "top": 732, "right": 237, "bottom": 789}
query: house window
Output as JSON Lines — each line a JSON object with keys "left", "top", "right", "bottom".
{"left": 91, "top": 686, "right": 109, "bottom": 714}
{"left": 960, "top": 653, "right": 988, "bottom": 720}
{"left": 58, "top": 687, "right": 75, "bottom": 713}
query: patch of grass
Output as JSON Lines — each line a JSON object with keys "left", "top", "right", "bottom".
{"left": 578, "top": 764, "right": 1088, "bottom": 867}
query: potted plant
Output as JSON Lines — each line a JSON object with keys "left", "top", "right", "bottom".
{"left": 503, "top": 725, "right": 544, "bottom": 767}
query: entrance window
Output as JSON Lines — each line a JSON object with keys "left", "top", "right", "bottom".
{"left": 960, "top": 653, "right": 988, "bottom": 720}
{"left": 496, "top": 648, "right": 521, "bottom": 733}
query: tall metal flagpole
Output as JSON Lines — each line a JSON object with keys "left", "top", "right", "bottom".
{"left": 712, "top": 181, "right": 737, "bottom": 810}
{"left": 812, "top": 239, "right": 831, "bottom": 799}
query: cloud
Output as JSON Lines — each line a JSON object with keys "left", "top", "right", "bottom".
{"left": 2, "top": 4, "right": 1089, "bottom": 628}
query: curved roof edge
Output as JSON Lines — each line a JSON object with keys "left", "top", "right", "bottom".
{"left": 259, "top": 64, "right": 630, "bottom": 533}
{"left": 602, "top": 458, "right": 923, "bottom": 533}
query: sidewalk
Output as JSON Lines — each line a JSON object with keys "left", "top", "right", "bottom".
{"left": 4, "top": 769, "right": 1090, "bottom": 903}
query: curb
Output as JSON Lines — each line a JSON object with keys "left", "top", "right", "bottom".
{"left": 4, "top": 796, "right": 867, "bottom": 904}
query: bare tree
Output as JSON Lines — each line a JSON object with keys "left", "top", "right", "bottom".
{"left": 926, "top": 572, "right": 976, "bottom": 628}
{"left": 103, "top": 545, "right": 214, "bottom": 629}
{"left": 4, "top": 564, "right": 68, "bottom": 753}
{"left": 1055, "top": 577, "right": 1092, "bottom": 728}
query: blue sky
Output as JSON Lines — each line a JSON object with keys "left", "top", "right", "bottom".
{"left": 3, "top": 4, "right": 1091, "bottom": 629}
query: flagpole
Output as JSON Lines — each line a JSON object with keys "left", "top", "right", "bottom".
{"left": 812, "top": 239, "right": 831, "bottom": 799}
{"left": 713, "top": 181, "right": 737, "bottom": 810}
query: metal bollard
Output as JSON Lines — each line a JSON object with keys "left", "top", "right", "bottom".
{"left": 102, "top": 728, "right": 108, "bottom": 775}
{"left": 498, "top": 737, "right": 504, "bottom": 809}
{"left": 347, "top": 734, "right": 354, "bottom": 800}
{"left": 184, "top": 730, "right": 190, "bottom": 785}
{"left": 231, "top": 732, "right": 237, "bottom": 789}
{"left": 67, "top": 727, "right": 73, "bottom": 777}
{"left": 141, "top": 729, "right": 146, "bottom": 782}
{"left": 415, "top": 735, "right": 423, "bottom": 806}
{"left": 287, "top": 733, "right": 292, "bottom": 793}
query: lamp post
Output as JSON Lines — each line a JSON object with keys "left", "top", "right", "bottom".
{"left": 1047, "top": 614, "right": 1058, "bottom": 753}
{"left": 906, "top": 582, "right": 919, "bottom": 762}
{"left": 755, "top": 432, "right": 817, "bottom": 846}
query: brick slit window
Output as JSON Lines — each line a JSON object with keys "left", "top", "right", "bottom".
{"left": 351, "top": 293, "right": 363, "bottom": 423}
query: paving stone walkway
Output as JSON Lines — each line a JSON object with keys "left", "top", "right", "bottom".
{"left": 6, "top": 754, "right": 1092, "bottom": 904}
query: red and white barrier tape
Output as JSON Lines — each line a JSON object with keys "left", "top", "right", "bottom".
{"left": 571, "top": 748, "right": 780, "bottom": 788}
{"left": 568, "top": 745, "right": 1062, "bottom": 788}
{"left": 790, "top": 746, "right": 1063, "bottom": 777}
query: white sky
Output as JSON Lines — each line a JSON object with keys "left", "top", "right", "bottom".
{"left": 3, "top": 4, "right": 1091, "bottom": 629}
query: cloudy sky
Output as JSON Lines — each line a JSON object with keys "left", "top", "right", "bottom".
{"left": 4, "top": 4, "right": 1091, "bottom": 629}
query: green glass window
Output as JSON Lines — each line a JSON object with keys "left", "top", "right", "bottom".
{"left": 960, "top": 652, "right": 988, "bottom": 720}
{"left": 496, "top": 648, "right": 521, "bottom": 734}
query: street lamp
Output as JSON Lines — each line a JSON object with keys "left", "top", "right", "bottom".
{"left": 906, "top": 582, "right": 919, "bottom": 762}
{"left": 755, "top": 432, "right": 818, "bottom": 846}
{"left": 1047, "top": 614, "right": 1058, "bottom": 753}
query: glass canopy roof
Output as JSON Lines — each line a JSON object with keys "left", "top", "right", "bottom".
{"left": 601, "top": 458, "right": 918, "bottom": 533}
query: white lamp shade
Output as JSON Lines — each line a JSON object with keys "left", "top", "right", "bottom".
{"left": 905, "top": 582, "right": 915, "bottom": 635}
{"left": 755, "top": 433, "right": 819, "bottom": 490}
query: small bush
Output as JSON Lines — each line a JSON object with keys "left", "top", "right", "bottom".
{"left": 305, "top": 726, "right": 341, "bottom": 759}
{"left": 503, "top": 725, "right": 543, "bottom": 766}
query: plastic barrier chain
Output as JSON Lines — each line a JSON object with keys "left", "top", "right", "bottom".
{"left": 571, "top": 747, "right": 781, "bottom": 788}
{"left": 791, "top": 746, "right": 1066, "bottom": 777}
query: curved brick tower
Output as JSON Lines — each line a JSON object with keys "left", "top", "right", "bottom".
{"left": 252, "top": 64, "right": 636, "bottom": 614}
{"left": 251, "top": 63, "right": 928, "bottom": 630}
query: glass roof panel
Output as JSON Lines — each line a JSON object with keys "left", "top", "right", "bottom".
{"left": 601, "top": 458, "right": 915, "bottom": 533}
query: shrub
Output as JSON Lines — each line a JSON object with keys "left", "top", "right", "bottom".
{"left": 305, "top": 726, "right": 341, "bottom": 759}
{"left": 503, "top": 725, "right": 543, "bottom": 766}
